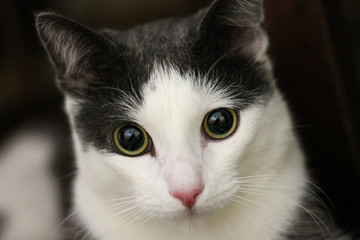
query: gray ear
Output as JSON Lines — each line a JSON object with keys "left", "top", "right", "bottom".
{"left": 198, "top": 0, "right": 267, "bottom": 60}
{"left": 35, "top": 12, "right": 116, "bottom": 96}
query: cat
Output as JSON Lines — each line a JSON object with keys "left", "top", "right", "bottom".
{"left": 35, "top": 0, "right": 352, "bottom": 239}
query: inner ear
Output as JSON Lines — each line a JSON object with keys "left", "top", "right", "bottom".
{"left": 231, "top": 27, "right": 268, "bottom": 60}
{"left": 35, "top": 12, "right": 119, "bottom": 96}
{"left": 196, "top": 0, "right": 268, "bottom": 60}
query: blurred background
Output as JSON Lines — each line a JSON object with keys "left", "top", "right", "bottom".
{"left": 0, "top": 0, "right": 359, "bottom": 238}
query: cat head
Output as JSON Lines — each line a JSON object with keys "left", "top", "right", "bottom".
{"left": 35, "top": 0, "right": 295, "bottom": 231}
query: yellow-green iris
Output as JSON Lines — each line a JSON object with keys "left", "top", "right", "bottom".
{"left": 113, "top": 124, "right": 150, "bottom": 156}
{"left": 203, "top": 108, "right": 237, "bottom": 139}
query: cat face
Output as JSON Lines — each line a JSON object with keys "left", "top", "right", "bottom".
{"left": 66, "top": 65, "right": 270, "bottom": 221}
{"left": 36, "top": 0, "right": 307, "bottom": 234}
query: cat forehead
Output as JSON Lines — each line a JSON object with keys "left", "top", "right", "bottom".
{"left": 105, "top": 15, "right": 199, "bottom": 50}
{"left": 134, "top": 66, "right": 232, "bottom": 130}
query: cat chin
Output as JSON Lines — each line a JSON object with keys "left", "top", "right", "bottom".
{"left": 133, "top": 207, "right": 215, "bottom": 233}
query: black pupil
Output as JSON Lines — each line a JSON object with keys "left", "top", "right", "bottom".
{"left": 118, "top": 126, "right": 145, "bottom": 151}
{"left": 207, "top": 109, "right": 234, "bottom": 135}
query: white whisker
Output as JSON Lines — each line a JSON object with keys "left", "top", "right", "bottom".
{"left": 52, "top": 195, "right": 139, "bottom": 240}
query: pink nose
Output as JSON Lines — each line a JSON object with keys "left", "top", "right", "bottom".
{"left": 171, "top": 188, "right": 202, "bottom": 208}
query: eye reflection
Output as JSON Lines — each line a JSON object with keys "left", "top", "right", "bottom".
{"left": 113, "top": 124, "right": 150, "bottom": 156}
{"left": 203, "top": 108, "right": 238, "bottom": 139}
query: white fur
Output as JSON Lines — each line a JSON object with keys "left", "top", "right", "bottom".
{"left": 66, "top": 66, "right": 307, "bottom": 240}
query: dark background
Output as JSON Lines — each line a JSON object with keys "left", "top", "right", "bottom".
{"left": 0, "top": 0, "right": 359, "bottom": 237}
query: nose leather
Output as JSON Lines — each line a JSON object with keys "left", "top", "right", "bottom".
{"left": 171, "top": 188, "right": 202, "bottom": 208}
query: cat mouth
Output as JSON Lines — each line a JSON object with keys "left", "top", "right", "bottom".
{"left": 170, "top": 208, "right": 209, "bottom": 231}
{"left": 184, "top": 207, "right": 197, "bottom": 217}
{"left": 173, "top": 205, "right": 211, "bottom": 221}
{"left": 160, "top": 206, "right": 202, "bottom": 221}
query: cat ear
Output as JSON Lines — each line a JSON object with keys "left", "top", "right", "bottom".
{"left": 198, "top": 0, "right": 268, "bottom": 60}
{"left": 35, "top": 12, "right": 116, "bottom": 96}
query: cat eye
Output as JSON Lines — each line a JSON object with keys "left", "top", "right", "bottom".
{"left": 203, "top": 108, "right": 238, "bottom": 139}
{"left": 113, "top": 124, "right": 151, "bottom": 156}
